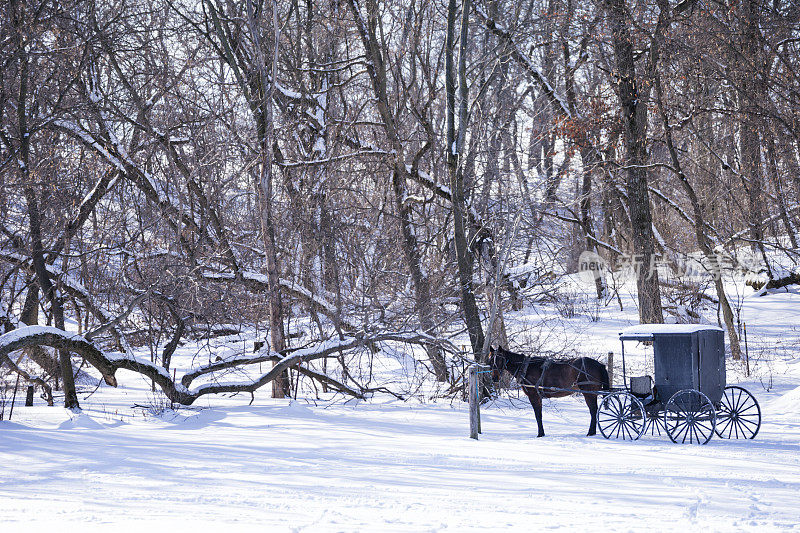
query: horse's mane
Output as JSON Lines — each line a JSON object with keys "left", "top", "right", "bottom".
{"left": 497, "top": 347, "right": 549, "bottom": 365}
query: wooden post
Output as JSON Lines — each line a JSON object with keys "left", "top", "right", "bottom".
{"left": 25, "top": 385, "right": 34, "bottom": 407}
{"left": 461, "top": 346, "right": 468, "bottom": 402}
{"left": 743, "top": 322, "right": 750, "bottom": 377}
{"left": 8, "top": 374, "right": 20, "bottom": 420}
{"left": 469, "top": 365, "right": 479, "bottom": 440}
{"left": 607, "top": 351, "right": 614, "bottom": 388}
{"left": 477, "top": 384, "right": 482, "bottom": 435}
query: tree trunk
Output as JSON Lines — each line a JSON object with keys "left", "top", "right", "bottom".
{"left": 25, "top": 190, "right": 80, "bottom": 408}
{"left": 737, "top": 0, "right": 766, "bottom": 256}
{"left": 247, "top": 0, "right": 289, "bottom": 398}
{"left": 578, "top": 147, "right": 608, "bottom": 300}
{"left": 765, "top": 130, "right": 798, "bottom": 249}
{"left": 21, "top": 283, "right": 62, "bottom": 379}
{"left": 605, "top": 0, "right": 664, "bottom": 324}
{"left": 12, "top": 0, "right": 79, "bottom": 408}
{"left": 446, "top": 0, "right": 485, "bottom": 358}
{"left": 392, "top": 167, "right": 449, "bottom": 381}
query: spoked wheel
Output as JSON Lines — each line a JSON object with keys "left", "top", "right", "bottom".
{"left": 644, "top": 410, "right": 666, "bottom": 436}
{"left": 715, "top": 386, "right": 761, "bottom": 440}
{"left": 598, "top": 392, "right": 647, "bottom": 441}
{"left": 664, "top": 389, "right": 716, "bottom": 445}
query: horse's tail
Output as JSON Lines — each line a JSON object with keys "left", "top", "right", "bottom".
{"left": 598, "top": 361, "right": 610, "bottom": 391}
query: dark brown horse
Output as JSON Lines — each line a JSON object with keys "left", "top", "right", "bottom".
{"left": 488, "top": 346, "right": 609, "bottom": 437}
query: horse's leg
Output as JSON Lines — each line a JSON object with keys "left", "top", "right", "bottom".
{"left": 527, "top": 391, "right": 545, "bottom": 437}
{"left": 584, "top": 392, "right": 598, "bottom": 436}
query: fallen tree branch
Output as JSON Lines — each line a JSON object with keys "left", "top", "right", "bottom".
{"left": 0, "top": 326, "right": 435, "bottom": 405}
{"left": 747, "top": 271, "right": 800, "bottom": 292}
{"left": 0, "top": 250, "right": 133, "bottom": 354}
{"left": 181, "top": 331, "right": 435, "bottom": 388}
{"left": 0, "top": 326, "right": 118, "bottom": 389}
{"left": 292, "top": 364, "right": 366, "bottom": 399}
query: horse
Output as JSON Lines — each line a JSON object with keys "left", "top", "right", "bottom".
{"left": 488, "top": 346, "right": 610, "bottom": 437}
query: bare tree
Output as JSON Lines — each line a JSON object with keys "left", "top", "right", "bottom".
{"left": 604, "top": 0, "right": 664, "bottom": 324}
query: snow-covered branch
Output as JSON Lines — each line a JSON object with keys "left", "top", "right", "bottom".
{"left": 473, "top": 4, "right": 572, "bottom": 120}
{"left": 0, "top": 250, "right": 134, "bottom": 354}
{"left": 200, "top": 269, "right": 360, "bottom": 332}
{"left": 0, "top": 326, "right": 437, "bottom": 405}
{"left": 277, "top": 149, "right": 391, "bottom": 168}
{"left": 0, "top": 326, "right": 119, "bottom": 388}
{"left": 725, "top": 204, "right": 800, "bottom": 247}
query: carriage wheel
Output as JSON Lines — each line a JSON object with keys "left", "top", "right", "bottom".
{"left": 598, "top": 392, "right": 647, "bottom": 441}
{"left": 664, "top": 389, "right": 716, "bottom": 445}
{"left": 715, "top": 386, "right": 761, "bottom": 440}
{"left": 645, "top": 410, "right": 666, "bottom": 436}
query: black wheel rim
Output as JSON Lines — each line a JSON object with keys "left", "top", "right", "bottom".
{"left": 665, "top": 390, "right": 716, "bottom": 445}
{"left": 715, "top": 386, "right": 761, "bottom": 440}
{"left": 599, "top": 393, "right": 645, "bottom": 440}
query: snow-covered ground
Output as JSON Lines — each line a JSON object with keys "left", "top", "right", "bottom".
{"left": 1, "top": 282, "right": 799, "bottom": 531}
{"left": 1, "top": 386, "right": 799, "bottom": 531}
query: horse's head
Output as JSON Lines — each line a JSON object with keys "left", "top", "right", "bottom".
{"left": 488, "top": 345, "right": 507, "bottom": 383}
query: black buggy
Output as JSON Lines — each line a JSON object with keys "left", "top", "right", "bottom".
{"left": 597, "top": 324, "right": 762, "bottom": 444}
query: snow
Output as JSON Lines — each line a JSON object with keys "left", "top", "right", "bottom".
{"left": 405, "top": 164, "right": 453, "bottom": 202}
{"left": 769, "top": 386, "right": 800, "bottom": 417}
{"left": 77, "top": 172, "right": 119, "bottom": 211}
{"left": 1, "top": 265, "right": 798, "bottom": 530}
{"left": 105, "top": 351, "right": 181, "bottom": 385}
{"left": 278, "top": 278, "right": 339, "bottom": 316}
{"left": 242, "top": 270, "right": 269, "bottom": 285}
{"left": 274, "top": 79, "right": 303, "bottom": 101}
{"left": 279, "top": 147, "right": 392, "bottom": 168}
{"left": 312, "top": 135, "right": 326, "bottom": 155}
{"left": 620, "top": 324, "right": 724, "bottom": 338}
{"left": 0, "top": 324, "right": 87, "bottom": 346}
{"left": 1, "top": 389, "right": 798, "bottom": 530}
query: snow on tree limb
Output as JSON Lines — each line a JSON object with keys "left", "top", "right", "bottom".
{"left": 473, "top": 4, "right": 573, "bottom": 120}
{"left": 0, "top": 250, "right": 134, "bottom": 354}
{"left": 51, "top": 118, "right": 202, "bottom": 241}
{"left": 473, "top": 4, "right": 610, "bottom": 173}
{"left": 0, "top": 326, "right": 119, "bottom": 388}
{"left": 201, "top": 269, "right": 359, "bottom": 331}
{"left": 0, "top": 326, "right": 438, "bottom": 405}
{"left": 725, "top": 204, "right": 800, "bottom": 247}
{"left": 277, "top": 149, "right": 391, "bottom": 168}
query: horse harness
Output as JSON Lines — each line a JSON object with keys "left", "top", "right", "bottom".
{"left": 507, "top": 355, "right": 597, "bottom": 395}
{"left": 509, "top": 356, "right": 552, "bottom": 394}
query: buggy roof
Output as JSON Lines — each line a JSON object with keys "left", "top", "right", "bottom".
{"left": 619, "top": 324, "right": 723, "bottom": 340}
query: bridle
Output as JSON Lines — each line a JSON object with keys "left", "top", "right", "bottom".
{"left": 489, "top": 353, "right": 506, "bottom": 375}
{"left": 491, "top": 350, "right": 532, "bottom": 387}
